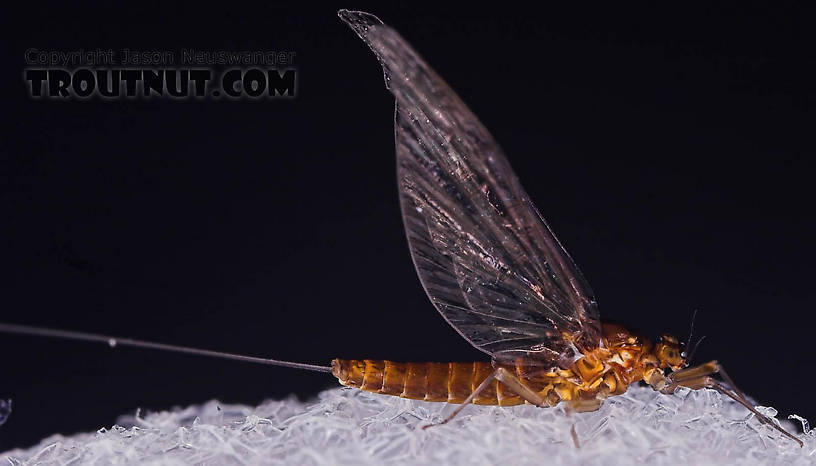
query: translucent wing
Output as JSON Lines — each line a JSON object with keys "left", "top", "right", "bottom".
{"left": 340, "top": 10, "right": 601, "bottom": 367}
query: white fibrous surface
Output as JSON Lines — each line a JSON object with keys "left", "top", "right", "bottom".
{"left": 2, "top": 385, "right": 813, "bottom": 465}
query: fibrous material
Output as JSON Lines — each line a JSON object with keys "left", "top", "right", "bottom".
{"left": 2, "top": 385, "right": 812, "bottom": 465}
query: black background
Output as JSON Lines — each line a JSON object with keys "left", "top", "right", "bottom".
{"left": 2, "top": 1, "right": 814, "bottom": 451}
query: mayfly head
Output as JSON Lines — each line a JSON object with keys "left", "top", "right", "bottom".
{"left": 654, "top": 334, "right": 688, "bottom": 371}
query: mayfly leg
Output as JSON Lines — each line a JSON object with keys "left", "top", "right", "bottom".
{"left": 666, "top": 361, "right": 756, "bottom": 416}
{"left": 489, "top": 365, "right": 586, "bottom": 446}
{"left": 423, "top": 368, "right": 546, "bottom": 429}
{"left": 422, "top": 370, "right": 499, "bottom": 429}
{"left": 667, "top": 361, "right": 762, "bottom": 423}
{"left": 421, "top": 367, "right": 588, "bottom": 450}
{"left": 666, "top": 360, "right": 803, "bottom": 447}
{"left": 682, "top": 376, "right": 803, "bottom": 447}
{"left": 493, "top": 367, "right": 547, "bottom": 406}
{"left": 563, "top": 399, "right": 604, "bottom": 449}
{"left": 715, "top": 365, "right": 754, "bottom": 416}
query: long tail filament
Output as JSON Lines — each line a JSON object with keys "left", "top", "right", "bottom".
{"left": 0, "top": 322, "right": 332, "bottom": 373}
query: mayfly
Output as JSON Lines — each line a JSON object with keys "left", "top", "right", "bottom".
{"left": 0, "top": 9, "right": 803, "bottom": 448}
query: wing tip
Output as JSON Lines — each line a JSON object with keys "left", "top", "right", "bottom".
{"left": 337, "top": 9, "right": 384, "bottom": 37}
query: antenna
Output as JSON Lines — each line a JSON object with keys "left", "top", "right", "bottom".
{"left": 685, "top": 335, "right": 707, "bottom": 364}
{"left": 0, "top": 322, "right": 332, "bottom": 374}
{"left": 681, "top": 309, "right": 699, "bottom": 358}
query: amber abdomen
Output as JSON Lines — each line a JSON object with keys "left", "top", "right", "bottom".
{"left": 331, "top": 359, "right": 529, "bottom": 406}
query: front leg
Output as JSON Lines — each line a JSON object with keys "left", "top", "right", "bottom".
{"left": 648, "top": 360, "right": 803, "bottom": 447}
{"left": 656, "top": 361, "right": 772, "bottom": 430}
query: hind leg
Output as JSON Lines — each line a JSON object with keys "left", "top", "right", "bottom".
{"left": 423, "top": 367, "right": 546, "bottom": 429}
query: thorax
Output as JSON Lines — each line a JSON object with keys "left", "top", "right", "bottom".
{"left": 558, "top": 324, "right": 663, "bottom": 397}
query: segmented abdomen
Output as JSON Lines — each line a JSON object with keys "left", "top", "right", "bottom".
{"left": 331, "top": 359, "right": 526, "bottom": 406}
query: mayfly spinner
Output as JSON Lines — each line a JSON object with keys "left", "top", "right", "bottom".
{"left": 0, "top": 9, "right": 803, "bottom": 448}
